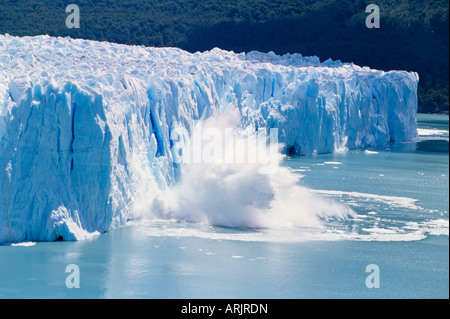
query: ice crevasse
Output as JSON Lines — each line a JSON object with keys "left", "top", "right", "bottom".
{"left": 0, "top": 35, "right": 418, "bottom": 243}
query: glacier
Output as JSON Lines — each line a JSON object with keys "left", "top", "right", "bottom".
{"left": 0, "top": 35, "right": 418, "bottom": 243}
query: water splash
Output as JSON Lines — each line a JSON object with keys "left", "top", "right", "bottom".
{"left": 139, "top": 107, "right": 355, "bottom": 229}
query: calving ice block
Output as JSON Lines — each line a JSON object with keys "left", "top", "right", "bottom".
{"left": 0, "top": 35, "right": 418, "bottom": 243}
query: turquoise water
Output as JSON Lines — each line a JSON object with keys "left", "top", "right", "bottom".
{"left": 0, "top": 114, "right": 448, "bottom": 299}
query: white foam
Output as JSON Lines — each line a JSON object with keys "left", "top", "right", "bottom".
{"left": 312, "top": 189, "right": 421, "bottom": 210}
{"left": 404, "top": 219, "right": 449, "bottom": 236}
{"left": 362, "top": 227, "right": 399, "bottom": 234}
{"left": 147, "top": 109, "right": 355, "bottom": 230}
{"left": 129, "top": 218, "right": 446, "bottom": 243}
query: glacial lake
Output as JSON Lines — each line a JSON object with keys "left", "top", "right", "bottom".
{"left": 0, "top": 113, "right": 448, "bottom": 299}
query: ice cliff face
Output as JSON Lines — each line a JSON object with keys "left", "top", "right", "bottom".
{"left": 0, "top": 35, "right": 418, "bottom": 243}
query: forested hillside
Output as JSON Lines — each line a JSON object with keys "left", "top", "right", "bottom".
{"left": 1, "top": 0, "right": 448, "bottom": 112}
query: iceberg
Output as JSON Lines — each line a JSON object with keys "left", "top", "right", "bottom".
{"left": 0, "top": 35, "right": 418, "bottom": 243}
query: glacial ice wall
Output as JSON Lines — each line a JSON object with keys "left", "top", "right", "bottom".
{"left": 0, "top": 35, "right": 418, "bottom": 243}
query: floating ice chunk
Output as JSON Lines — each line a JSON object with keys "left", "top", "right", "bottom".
{"left": 11, "top": 242, "right": 36, "bottom": 247}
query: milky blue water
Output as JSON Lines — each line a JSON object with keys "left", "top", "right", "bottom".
{"left": 0, "top": 114, "right": 448, "bottom": 299}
